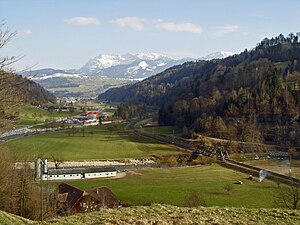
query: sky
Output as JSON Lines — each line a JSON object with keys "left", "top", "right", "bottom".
{"left": 1, "top": 0, "right": 300, "bottom": 70}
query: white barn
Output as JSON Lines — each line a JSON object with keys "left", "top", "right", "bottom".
{"left": 42, "top": 167, "right": 117, "bottom": 181}
{"left": 35, "top": 158, "right": 117, "bottom": 181}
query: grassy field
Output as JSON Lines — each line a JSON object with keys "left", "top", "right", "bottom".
{"left": 3, "top": 124, "right": 183, "bottom": 160}
{"left": 11, "top": 105, "right": 80, "bottom": 125}
{"left": 143, "top": 125, "right": 182, "bottom": 135}
{"left": 66, "top": 164, "right": 281, "bottom": 208}
{"left": 243, "top": 159, "right": 300, "bottom": 178}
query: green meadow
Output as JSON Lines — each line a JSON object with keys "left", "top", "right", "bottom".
{"left": 11, "top": 105, "right": 79, "bottom": 125}
{"left": 4, "top": 125, "right": 184, "bottom": 160}
{"left": 244, "top": 159, "right": 300, "bottom": 179}
{"left": 143, "top": 126, "right": 182, "bottom": 135}
{"left": 67, "top": 164, "right": 280, "bottom": 208}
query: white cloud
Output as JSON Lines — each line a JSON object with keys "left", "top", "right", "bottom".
{"left": 17, "top": 29, "right": 33, "bottom": 37}
{"left": 64, "top": 17, "right": 100, "bottom": 26}
{"left": 110, "top": 17, "right": 146, "bottom": 31}
{"left": 109, "top": 17, "right": 203, "bottom": 34}
{"left": 152, "top": 19, "right": 163, "bottom": 24}
{"left": 214, "top": 25, "right": 239, "bottom": 36}
{"left": 155, "top": 22, "right": 203, "bottom": 34}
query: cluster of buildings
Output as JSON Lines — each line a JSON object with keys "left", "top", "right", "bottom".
{"left": 42, "top": 105, "right": 76, "bottom": 112}
{"left": 65, "top": 111, "right": 100, "bottom": 125}
{"left": 63, "top": 111, "right": 109, "bottom": 125}
{"left": 56, "top": 96, "right": 97, "bottom": 104}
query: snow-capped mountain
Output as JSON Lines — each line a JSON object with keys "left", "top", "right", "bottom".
{"left": 23, "top": 68, "right": 87, "bottom": 80}
{"left": 79, "top": 53, "right": 188, "bottom": 79}
{"left": 21, "top": 51, "right": 233, "bottom": 96}
{"left": 200, "top": 51, "right": 234, "bottom": 61}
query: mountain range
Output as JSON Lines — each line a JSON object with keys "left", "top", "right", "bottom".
{"left": 21, "top": 51, "right": 233, "bottom": 97}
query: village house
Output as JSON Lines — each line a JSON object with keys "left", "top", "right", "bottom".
{"left": 57, "top": 183, "right": 120, "bottom": 215}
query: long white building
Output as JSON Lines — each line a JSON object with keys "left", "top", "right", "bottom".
{"left": 35, "top": 158, "right": 117, "bottom": 181}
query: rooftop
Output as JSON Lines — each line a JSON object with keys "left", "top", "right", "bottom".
{"left": 47, "top": 166, "right": 116, "bottom": 175}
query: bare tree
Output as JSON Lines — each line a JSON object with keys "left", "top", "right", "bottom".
{"left": 0, "top": 21, "right": 18, "bottom": 68}
{"left": 51, "top": 154, "right": 64, "bottom": 169}
{"left": 274, "top": 183, "right": 300, "bottom": 209}
{"left": 0, "top": 146, "right": 15, "bottom": 210}
{"left": 0, "top": 21, "right": 24, "bottom": 132}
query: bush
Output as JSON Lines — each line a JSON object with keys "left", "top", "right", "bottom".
{"left": 192, "top": 156, "right": 217, "bottom": 165}
{"left": 166, "top": 156, "right": 178, "bottom": 167}
{"left": 183, "top": 191, "right": 206, "bottom": 207}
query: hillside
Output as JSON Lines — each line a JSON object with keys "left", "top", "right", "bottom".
{"left": 1, "top": 204, "right": 299, "bottom": 225}
{"left": 99, "top": 34, "right": 300, "bottom": 105}
{"left": 1, "top": 70, "right": 56, "bottom": 105}
{"left": 0, "top": 70, "right": 56, "bottom": 131}
{"left": 99, "top": 34, "right": 300, "bottom": 148}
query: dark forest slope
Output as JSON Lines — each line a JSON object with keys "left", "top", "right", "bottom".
{"left": 1, "top": 71, "right": 56, "bottom": 105}
{"left": 99, "top": 34, "right": 300, "bottom": 148}
{"left": 100, "top": 34, "right": 300, "bottom": 106}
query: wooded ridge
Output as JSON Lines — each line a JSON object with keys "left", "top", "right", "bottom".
{"left": 100, "top": 33, "right": 300, "bottom": 148}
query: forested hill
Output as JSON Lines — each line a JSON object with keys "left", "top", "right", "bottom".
{"left": 1, "top": 70, "right": 56, "bottom": 105}
{"left": 99, "top": 33, "right": 300, "bottom": 107}
{"left": 99, "top": 33, "right": 300, "bottom": 147}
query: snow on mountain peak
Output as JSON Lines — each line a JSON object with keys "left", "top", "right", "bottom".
{"left": 135, "top": 53, "right": 167, "bottom": 60}
{"left": 80, "top": 53, "right": 178, "bottom": 78}
{"left": 138, "top": 61, "right": 149, "bottom": 69}
{"left": 77, "top": 50, "right": 235, "bottom": 78}
{"left": 219, "top": 51, "right": 234, "bottom": 58}
{"left": 201, "top": 51, "right": 234, "bottom": 61}
{"left": 92, "top": 54, "right": 124, "bottom": 69}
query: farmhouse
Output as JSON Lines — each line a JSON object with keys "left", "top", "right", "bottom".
{"left": 57, "top": 183, "right": 120, "bottom": 214}
{"left": 35, "top": 158, "right": 117, "bottom": 181}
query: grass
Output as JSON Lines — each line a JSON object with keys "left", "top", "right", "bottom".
{"left": 11, "top": 103, "right": 116, "bottom": 126}
{"left": 10, "top": 105, "right": 80, "bottom": 126}
{"left": 243, "top": 159, "right": 300, "bottom": 178}
{"left": 2, "top": 204, "right": 299, "bottom": 225}
{"left": 143, "top": 126, "right": 182, "bottom": 135}
{"left": 66, "top": 164, "right": 281, "bottom": 208}
{"left": 3, "top": 124, "right": 183, "bottom": 160}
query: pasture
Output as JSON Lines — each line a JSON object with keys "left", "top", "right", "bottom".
{"left": 143, "top": 126, "right": 182, "bottom": 136}
{"left": 11, "top": 105, "right": 79, "bottom": 125}
{"left": 243, "top": 159, "right": 300, "bottom": 178}
{"left": 67, "top": 164, "right": 281, "bottom": 208}
{"left": 4, "top": 124, "right": 184, "bottom": 160}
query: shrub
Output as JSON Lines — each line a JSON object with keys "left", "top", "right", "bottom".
{"left": 183, "top": 191, "right": 206, "bottom": 207}
{"left": 192, "top": 156, "right": 217, "bottom": 165}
